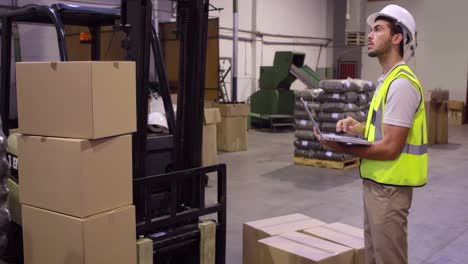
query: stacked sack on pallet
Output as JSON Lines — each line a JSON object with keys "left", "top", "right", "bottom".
{"left": 293, "top": 78, "right": 376, "bottom": 162}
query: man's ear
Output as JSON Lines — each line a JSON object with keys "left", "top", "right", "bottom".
{"left": 392, "top": 33, "right": 404, "bottom": 46}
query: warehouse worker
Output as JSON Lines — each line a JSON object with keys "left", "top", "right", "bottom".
{"left": 314, "top": 4, "right": 427, "bottom": 264}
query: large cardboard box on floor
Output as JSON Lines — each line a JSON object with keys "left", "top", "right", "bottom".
{"left": 203, "top": 108, "right": 222, "bottom": 166}
{"left": 425, "top": 101, "right": 448, "bottom": 145}
{"left": 303, "top": 222, "right": 365, "bottom": 264}
{"left": 448, "top": 100, "right": 465, "bottom": 125}
{"left": 16, "top": 61, "right": 136, "bottom": 139}
{"left": 436, "top": 102, "right": 448, "bottom": 144}
{"left": 18, "top": 134, "right": 132, "bottom": 218}
{"left": 243, "top": 214, "right": 325, "bottom": 264}
{"left": 257, "top": 231, "right": 354, "bottom": 264}
{"left": 22, "top": 205, "right": 136, "bottom": 264}
{"left": 215, "top": 103, "right": 250, "bottom": 152}
{"left": 426, "top": 89, "right": 449, "bottom": 103}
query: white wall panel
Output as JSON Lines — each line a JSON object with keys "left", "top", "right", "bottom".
{"left": 362, "top": 0, "right": 468, "bottom": 102}
{"left": 423, "top": 0, "right": 468, "bottom": 101}
{"left": 256, "top": 0, "right": 327, "bottom": 37}
{"left": 210, "top": 0, "right": 253, "bottom": 31}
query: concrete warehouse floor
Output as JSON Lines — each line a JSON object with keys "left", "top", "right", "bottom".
{"left": 214, "top": 124, "right": 468, "bottom": 264}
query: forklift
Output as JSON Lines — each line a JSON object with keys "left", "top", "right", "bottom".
{"left": 0, "top": 1, "right": 226, "bottom": 263}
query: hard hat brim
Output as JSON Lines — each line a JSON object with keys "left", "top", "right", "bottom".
{"left": 367, "top": 12, "right": 392, "bottom": 28}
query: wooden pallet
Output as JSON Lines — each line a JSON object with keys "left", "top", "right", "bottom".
{"left": 294, "top": 156, "right": 360, "bottom": 170}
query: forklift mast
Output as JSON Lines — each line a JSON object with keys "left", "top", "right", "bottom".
{"left": 122, "top": 0, "right": 208, "bottom": 174}
{"left": 122, "top": 0, "right": 227, "bottom": 263}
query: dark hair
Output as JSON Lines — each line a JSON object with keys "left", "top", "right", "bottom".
{"left": 375, "top": 16, "right": 404, "bottom": 57}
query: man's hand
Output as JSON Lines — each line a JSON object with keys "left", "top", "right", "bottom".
{"left": 313, "top": 127, "right": 346, "bottom": 153}
{"left": 336, "top": 117, "right": 365, "bottom": 136}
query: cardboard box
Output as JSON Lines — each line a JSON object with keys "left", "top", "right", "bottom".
{"left": 436, "top": 102, "right": 448, "bottom": 144}
{"left": 448, "top": 110, "right": 465, "bottom": 125}
{"left": 448, "top": 100, "right": 464, "bottom": 111}
{"left": 215, "top": 103, "right": 250, "bottom": 152}
{"left": 243, "top": 214, "right": 325, "bottom": 264}
{"left": 426, "top": 89, "right": 449, "bottom": 103}
{"left": 205, "top": 100, "right": 217, "bottom": 108}
{"left": 22, "top": 205, "right": 136, "bottom": 264}
{"left": 257, "top": 231, "right": 354, "bottom": 264}
{"left": 16, "top": 61, "right": 136, "bottom": 139}
{"left": 303, "top": 223, "right": 365, "bottom": 264}
{"left": 203, "top": 108, "right": 222, "bottom": 166}
{"left": 448, "top": 100, "right": 465, "bottom": 125}
{"left": 217, "top": 116, "right": 248, "bottom": 152}
{"left": 326, "top": 222, "right": 363, "bottom": 237}
{"left": 216, "top": 103, "right": 250, "bottom": 117}
{"left": 425, "top": 101, "right": 448, "bottom": 145}
{"left": 19, "top": 135, "right": 132, "bottom": 218}
{"left": 425, "top": 101, "right": 436, "bottom": 145}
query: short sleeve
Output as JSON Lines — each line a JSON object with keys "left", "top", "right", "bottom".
{"left": 383, "top": 78, "right": 421, "bottom": 128}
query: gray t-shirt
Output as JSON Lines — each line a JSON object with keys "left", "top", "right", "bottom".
{"left": 374, "top": 62, "right": 421, "bottom": 128}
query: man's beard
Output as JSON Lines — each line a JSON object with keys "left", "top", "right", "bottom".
{"left": 368, "top": 38, "right": 391, "bottom": 58}
{"left": 368, "top": 46, "right": 387, "bottom": 57}
{"left": 368, "top": 50, "right": 380, "bottom": 57}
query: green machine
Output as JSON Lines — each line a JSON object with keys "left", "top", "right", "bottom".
{"left": 250, "top": 51, "right": 321, "bottom": 129}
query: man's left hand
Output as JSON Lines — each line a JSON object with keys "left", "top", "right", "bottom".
{"left": 313, "top": 127, "right": 347, "bottom": 153}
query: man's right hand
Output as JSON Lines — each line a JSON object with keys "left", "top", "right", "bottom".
{"left": 336, "top": 117, "right": 365, "bottom": 136}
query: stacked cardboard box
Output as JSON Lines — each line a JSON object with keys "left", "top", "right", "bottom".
{"left": 203, "top": 108, "right": 222, "bottom": 166}
{"left": 294, "top": 79, "right": 375, "bottom": 162}
{"left": 425, "top": 89, "right": 449, "bottom": 145}
{"left": 257, "top": 232, "right": 355, "bottom": 264}
{"left": 215, "top": 103, "right": 250, "bottom": 152}
{"left": 303, "top": 222, "right": 365, "bottom": 264}
{"left": 425, "top": 102, "right": 448, "bottom": 145}
{"left": 243, "top": 214, "right": 325, "bottom": 264}
{"left": 243, "top": 214, "right": 365, "bottom": 264}
{"left": 168, "top": 96, "right": 222, "bottom": 166}
{"left": 448, "top": 100, "right": 465, "bottom": 125}
{"left": 16, "top": 61, "right": 137, "bottom": 264}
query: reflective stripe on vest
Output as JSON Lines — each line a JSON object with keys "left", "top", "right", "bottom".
{"left": 369, "top": 93, "right": 428, "bottom": 156}
{"left": 360, "top": 65, "right": 428, "bottom": 187}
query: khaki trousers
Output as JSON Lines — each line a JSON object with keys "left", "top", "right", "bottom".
{"left": 363, "top": 179, "right": 413, "bottom": 264}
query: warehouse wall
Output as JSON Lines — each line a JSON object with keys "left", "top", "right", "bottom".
{"left": 206, "top": 0, "right": 333, "bottom": 102}
{"left": 423, "top": 0, "right": 468, "bottom": 102}
{"left": 362, "top": 0, "right": 468, "bottom": 102}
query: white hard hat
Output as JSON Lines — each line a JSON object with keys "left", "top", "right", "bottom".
{"left": 367, "top": 4, "right": 416, "bottom": 45}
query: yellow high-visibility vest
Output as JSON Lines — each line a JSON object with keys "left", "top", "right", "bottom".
{"left": 360, "top": 65, "right": 428, "bottom": 187}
